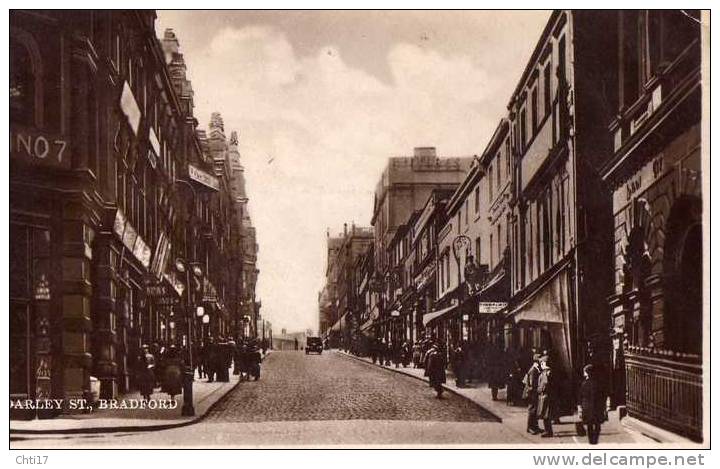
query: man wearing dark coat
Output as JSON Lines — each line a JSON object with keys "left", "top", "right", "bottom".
{"left": 205, "top": 336, "right": 217, "bottom": 382}
{"left": 523, "top": 354, "right": 542, "bottom": 434}
{"left": 578, "top": 364, "right": 606, "bottom": 444}
{"left": 216, "top": 336, "right": 230, "bottom": 382}
{"left": 451, "top": 342, "right": 467, "bottom": 387}
{"left": 424, "top": 343, "right": 447, "bottom": 398}
{"left": 487, "top": 343, "right": 507, "bottom": 400}
{"left": 536, "top": 356, "right": 555, "bottom": 437}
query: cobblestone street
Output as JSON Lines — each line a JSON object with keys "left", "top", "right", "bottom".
{"left": 13, "top": 351, "right": 531, "bottom": 447}
{"left": 207, "top": 350, "right": 496, "bottom": 423}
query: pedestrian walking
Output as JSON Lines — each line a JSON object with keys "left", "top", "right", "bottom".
{"left": 412, "top": 342, "right": 422, "bottom": 368}
{"left": 523, "top": 353, "right": 542, "bottom": 434}
{"left": 451, "top": 342, "right": 466, "bottom": 387}
{"left": 578, "top": 364, "right": 607, "bottom": 445}
{"left": 400, "top": 340, "right": 411, "bottom": 367}
{"left": 487, "top": 343, "right": 507, "bottom": 400}
{"left": 536, "top": 356, "right": 555, "bottom": 437}
{"left": 136, "top": 344, "right": 156, "bottom": 402}
{"left": 424, "top": 343, "right": 447, "bottom": 398}
{"left": 160, "top": 346, "right": 183, "bottom": 402}
{"left": 205, "top": 336, "right": 217, "bottom": 382}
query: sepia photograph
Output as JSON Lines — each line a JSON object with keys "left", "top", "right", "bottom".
{"left": 6, "top": 6, "right": 710, "bottom": 454}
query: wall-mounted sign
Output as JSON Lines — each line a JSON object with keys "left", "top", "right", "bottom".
{"left": 478, "top": 302, "right": 508, "bottom": 314}
{"left": 10, "top": 127, "right": 69, "bottom": 169}
{"left": 189, "top": 164, "right": 220, "bottom": 191}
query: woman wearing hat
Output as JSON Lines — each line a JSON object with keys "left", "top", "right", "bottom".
{"left": 578, "top": 364, "right": 606, "bottom": 444}
{"left": 424, "top": 343, "right": 447, "bottom": 398}
{"left": 136, "top": 344, "right": 156, "bottom": 402}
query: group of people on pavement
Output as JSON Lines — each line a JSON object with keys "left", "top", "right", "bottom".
{"left": 133, "top": 336, "right": 265, "bottom": 404}
{"left": 347, "top": 334, "right": 608, "bottom": 445}
{"left": 522, "top": 352, "right": 608, "bottom": 445}
{"left": 195, "top": 336, "right": 264, "bottom": 383}
{"left": 135, "top": 342, "right": 186, "bottom": 403}
{"left": 367, "top": 338, "right": 412, "bottom": 368}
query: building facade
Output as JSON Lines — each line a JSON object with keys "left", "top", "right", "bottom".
{"left": 10, "top": 11, "right": 258, "bottom": 418}
{"left": 601, "top": 10, "right": 703, "bottom": 441}
{"left": 370, "top": 147, "right": 473, "bottom": 338}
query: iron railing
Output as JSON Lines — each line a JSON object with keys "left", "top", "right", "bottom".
{"left": 625, "top": 345, "right": 703, "bottom": 441}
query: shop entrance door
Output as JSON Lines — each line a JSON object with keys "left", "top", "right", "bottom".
{"left": 10, "top": 223, "right": 38, "bottom": 413}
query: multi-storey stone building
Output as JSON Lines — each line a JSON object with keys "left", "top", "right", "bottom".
{"left": 10, "top": 11, "right": 258, "bottom": 418}
{"left": 601, "top": 10, "right": 703, "bottom": 441}
{"left": 370, "top": 147, "right": 473, "bottom": 337}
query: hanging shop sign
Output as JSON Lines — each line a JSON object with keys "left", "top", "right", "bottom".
{"left": 415, "top": 262, "right": 436, "bottom": 290}
{"left": 120, "top": 81, "right": 141, "bottom": 136}
{"left": 202, "top": 278, "right": 217, "bottom": 302}
{"left": 163, "top": 271, "right": 185, "bottom": 297}
{"left": 112, "top": 209, "right": 151, "bottom": 269}
{"left": 188, "top": 164, "right": 220, "bottom": 191}
{"left": 10, "top": 126, "right": 70, "bottom": 169}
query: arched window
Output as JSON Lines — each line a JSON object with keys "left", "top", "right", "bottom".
{"left": 10, "top": 29, "right": 43, "bottom": 128}
{"left": 10, "top": 39, "right": 34, "bottom": 126}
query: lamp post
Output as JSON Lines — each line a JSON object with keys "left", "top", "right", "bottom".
{"left": 452, "top": 235, "right": 471, "bottom": 345}
{"left": 175, "top": 257, "right": 202, "bottom": 417}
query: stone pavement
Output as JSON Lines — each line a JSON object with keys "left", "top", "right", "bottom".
{"left": 10, "top": 365, "right": 245, "bottom": 434}
{"left": 339, "top": 350, "right": 658, "bottom": 446}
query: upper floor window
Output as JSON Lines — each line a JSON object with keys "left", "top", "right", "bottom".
{"left": 474, "top": 186, "right": 480, "bottom": 213}
{"left": 520, "top": 108, "right": 527, "bottom": 152}
{"left": 543, "top": 63, "right": 552, "bottom": 116}
{"left": 488, "top": 165, "right": 494, "bottom": 200}
{"left": 505, "top": 138, "right": 511, "bottom": 176}
{"left": 496, "top": 152, "right": 502, "bottom": 189}
{"left": 10, "top": 37, "right": 39, "bottom": 127}
{"left": 531, "top": 87, "right": 539, "bottom": 132}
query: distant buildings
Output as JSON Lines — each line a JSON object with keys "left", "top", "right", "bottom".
{"left": 319, "top": 224, "right": 373, "bottom": 347}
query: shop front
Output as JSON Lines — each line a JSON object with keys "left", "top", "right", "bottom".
{"left": 508, "top": 266, "right": 576, "bottom": 413}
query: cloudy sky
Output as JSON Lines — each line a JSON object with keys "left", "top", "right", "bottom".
{"left": 155, "top": 10, "right": 551, "bottom": 334}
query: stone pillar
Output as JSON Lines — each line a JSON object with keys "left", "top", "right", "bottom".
{"left": 60, "top": 201, "right": 95, "bottom": 406}
{"left": 92, "top": 234, "right": 119, "bottom": 399}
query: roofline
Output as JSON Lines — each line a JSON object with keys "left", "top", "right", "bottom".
{"left": 506, "top": 10, "right": 563, "bottom": 111}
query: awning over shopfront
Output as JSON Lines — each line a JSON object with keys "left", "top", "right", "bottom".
{"left": 423, "top": 304, "right": 457, "bottom": 326}
{"left": 509, "top": 269, "right": 568, "bottom": 324}
{"left": 508, "top": 267, "right": 574, "bottom": 373}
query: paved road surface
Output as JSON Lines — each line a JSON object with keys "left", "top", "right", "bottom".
{"left": 12, "top": 351, "right": 530, "bottom": 447}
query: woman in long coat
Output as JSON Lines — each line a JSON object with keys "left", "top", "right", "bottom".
{"left": 487, "top": 343, "right": 507, "bottom": 401}
{"left": 136, "top": 345, "right": 156, "bottom": 402}
{"left": 424, "top": 344, "right": 447, "bottom": 398}
{"left": 536, "top": 357, "right": 554, "bottom": 437}
{"left": 161, "top": 346, "right": 183, "bottom": 401}
{"left": 579, "top": 364, "right": 606, "bottom": 444}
